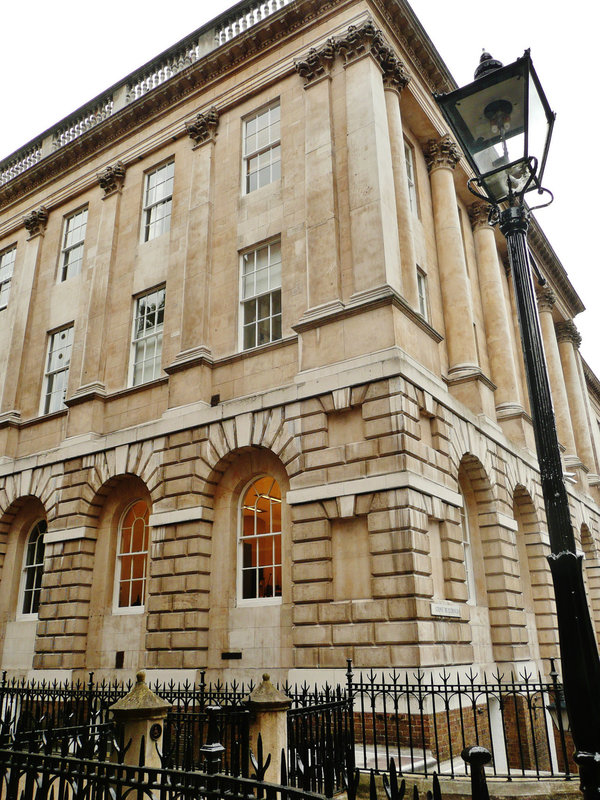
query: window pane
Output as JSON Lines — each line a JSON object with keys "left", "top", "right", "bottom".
{"left": 117, "top": 501, "right": 149, "bottom": 608}
{"left": 239, "top": 478, "right": 283, "bottom": 601}
{"left": 143, "top": 162, "right": 174, "bottom": 242}
{"left": 240, "top": 239, "right": 282, "bottom": 351}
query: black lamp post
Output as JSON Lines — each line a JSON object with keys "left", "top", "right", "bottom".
{"left": 435, "top": 52, "right": 600, "bottom": 799}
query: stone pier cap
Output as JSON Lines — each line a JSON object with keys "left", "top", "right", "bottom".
{"left": 110, "top": 669, "right": 172, "bottom": 719}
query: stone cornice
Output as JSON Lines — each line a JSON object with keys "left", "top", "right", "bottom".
{"left": 424, "top": 135, "right": 461, "bottom": 172}
{"left": 583, "top": 358, "right": 600, "bottom": 405}
{"left": 527, "top": 216, "right": 585, "bottom": 317}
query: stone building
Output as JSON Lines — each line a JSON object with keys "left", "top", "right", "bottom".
{"left": 0, "top": 0, "right": 599, "bottom": 684}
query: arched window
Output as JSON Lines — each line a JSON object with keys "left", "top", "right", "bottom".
{"left": 115, "top": 500, "right": 149, "bottom": 609}
{"left": 459, "top": 491, "right": 475, "bottom": 604}
{"left": 239, "top": 476, "right": 282, "bottom": 601}
{"left": 21, "top": 520, "right": 46, "bottom": 615}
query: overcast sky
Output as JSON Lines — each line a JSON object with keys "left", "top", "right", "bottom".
{"left": 2, "top": 0, "right": 598, "bottom": 375}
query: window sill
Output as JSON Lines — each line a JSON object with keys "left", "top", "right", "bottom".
{"left": 237, "top": 596, "right": 282, "bottom": 608}
{"left": 112, "top": 605, "right": 145, "bottom": 616}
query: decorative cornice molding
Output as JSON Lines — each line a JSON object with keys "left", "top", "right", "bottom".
{"left": 23, "top": 206, "right": 48, "bottom": 238}
{"left": 97, "top": 162, "right": 126, "bottom": 196}
{"left": 424, "top": 135, "right": 461, "bottom": 173}
{"left": 555, "top": 319, "right": 582, "bottom": 348}
{"left": 468, "top": 202, "right": 493, "bottom": 231}
{"left": 536, "top": 286, "right": 556, "bottom": 313}
{"left": 186, "top": 106, "right": 220, "bottom": 146}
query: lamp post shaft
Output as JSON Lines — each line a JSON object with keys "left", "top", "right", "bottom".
{"left": 500, "top": 205, "right": 600, "bottom": 798}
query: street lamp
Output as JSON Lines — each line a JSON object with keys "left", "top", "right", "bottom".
{"left": 435, "top": 52, "right": 600, "bottom": 799}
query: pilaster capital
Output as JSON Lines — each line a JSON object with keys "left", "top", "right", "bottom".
{"left": 294, "top": 40, "right": 336, "bottom": 85}
{"left": 186, "top": 106, "right": 219, "bottom": 146}
{"left": 536, "top": 286, "right": 556, "bottom": 313}
{"left": 335, "top": 20, "right": 410, "bottom": 91}
{"left": 555, "top": 319, "right": 582, "bottom": 348}
{"left": 23, "top": 206, "right": 48, "bottom": 238}
{"left": 424, "top": 135, "right": 461, "bottom": 173}
{"left": 97, "top": 162, "right": 126, "bottom": 196}
{"left": 468, "top": 202, "right": 493, "bottom": 231}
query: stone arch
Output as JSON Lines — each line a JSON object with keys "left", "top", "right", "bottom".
{"left": 197, "top": 409, "right": 302, "bottom": 509}
{"left": 0, "top": 466, "right": 59, "bottom": 525}
{"left": 457, "top": 453, "right": 528, "bottom": 666}
{"left": 0, "top": 495, "right": 48, "bottom": 671}
{"left": 83, "top": 473, "right": 153, "bottom": 673}
{"left": 580, "top": 523, "right": 600, "bottom": 645}
{"left": 205, "top": 445, "right": 292, "bottom": 681}
{"left": 512, "top": 485, "right": 554, "bottom": 663}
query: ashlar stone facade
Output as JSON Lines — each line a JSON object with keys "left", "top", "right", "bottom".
{"left": 0, "top": 0, "right": 599, "bottom": 685}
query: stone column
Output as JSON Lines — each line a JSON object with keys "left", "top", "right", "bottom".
{"left": 338, "top": 22, "right": 402, "bottom": 299}
{"left": 469, "top": 203, "right": 524, "bottom": 419}
{"left": 0, "top": 207, "right": 48, "bottom": 417}
{"left": 295, "top": 44, "right": 343, "bottom": 322}
{"left": 165, "top": 109, "right": 218, "bottom": 405}
{"left": 382, "top": 62, "right": 419, "bottom": 309}
{"left": 247, "top": 673, "right": 292, "bottom": 781}
{"left": 425, "top": 137, "right": 479, "bottom": 378}
{"left": 67, "top": 164, "right": 126, "bottom": 435}
{"left": 536, "top": 289, "right": 577, "bottom": 460}
{"left": 110, "top": 670, "right": 171, "bottom": 769}
{"left": 556, "top": 320, "right": 596, "bottom": 471}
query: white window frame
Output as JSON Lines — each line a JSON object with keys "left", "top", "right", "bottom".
{"left": 404, "top": 140, "right": 418, "bottom": 215}
{"left": 113, "top": 500, "right": 150, "bottom": 615}
{"left": 240, "top": 239, "right": 282, "bottom": 351}
{"left": 417, "top": 267, "right": 429, "bottom": 321}
{"left": 237, "top": 475, "right": 283, "bottom": 607}
{"left": 242, "top": 101, "right": 281, "bottom": 194}
{"left": 41, "top": 325, "right": 73, "bottom": 415}
{"left": 0, "top": 245, "right": 16, "bottom": 311}
{"left": 59, "top": 207, "right": 88, "bottom": 281}
{"left": 129, "top": 286, "right": 165, "bottom": 386}
{"left": 460, "top": 492, "right": 476, "bottom": 605}
{"left": 142, "top": 161, "right": 174, "bottom": 243}
{"left": 18, "top": 520, "right": 46, "bottom": 618}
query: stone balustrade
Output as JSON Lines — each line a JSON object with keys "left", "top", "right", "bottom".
{"left": 0, "top": 0, "right": 292, "bottom": 188}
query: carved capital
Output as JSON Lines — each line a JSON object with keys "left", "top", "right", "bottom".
{"left": 556, "top": 320, "right": 582, "bottom": 348}
{"left": 335, "top": 20, "right": 411, "bottom": 92}
{"left": 97, "top": 162, "right": 126, "bottom": 196}
{"left": 424, "top": 135, "right": 461, "bottom": 172}
{"left": 381, "top": 60, "right": 410, "bottom": 93}
{"left": 295, "top": 40, "right": 336, "bottom": 85}
{"left": 468, "top": 202, "right": 493, "bottom": 231}
{"left": 536, "top": 286, "right": 556, "bottom": 313}
{"left": 23, "top": 206, "right": 48, "bottom": 238}
{"left": 186, "top": 106, "right": 220, "bottom": 146}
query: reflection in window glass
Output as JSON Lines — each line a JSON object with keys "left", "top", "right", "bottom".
{"left": 0, "top": 246, "right": 16, "bottom": 310}
{"left": 240, "top": 477, "right": 282, "bottom": 600}
{"left": 143, "top": 162, "right": 174, "bottom": 242}
{"left": 131, "top": 287, "right": 165, "bottom": 385}
{"left": 42, "top": 326, "right": 73, "bottom": 414}
{"left": 22, "top": 520, "right": 46, "bottom": 615}
{"left": 60, "top": 208, "right": 88, "bottom": 281}
{"left": 241, "top": 240, "right": 282, "bottom": 350}
{"left": 117, "top": 500, "right": 149, "bottom": 608}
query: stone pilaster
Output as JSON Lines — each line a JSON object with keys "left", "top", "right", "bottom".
{"left": 556, "top": 320, "right": 596, "bottom": 472}
{"left": 165, "top": 108, "right": 220, "bottom": 403}
{"left": 425, "top": 138, "right": 492, "bottom": 414}
{"left": 67, "top": 164, "right": 127, "bottom": 436}
{"left": 535, "top": 290, "right": 578, "bottom": 462}
{"left": 294, "top": 44, "right": 343, "bottom": 323}
{"left": 382, "top": 64, "right": 420, "bottom": 309}
{"left": 338, "top": 22, "right": 402, "bottom": 298}
{"left": 0, "top": 207, "right": 48, "bottom": 417}
{"left": 469, "top": 203, "right": 527, "bottom": 438}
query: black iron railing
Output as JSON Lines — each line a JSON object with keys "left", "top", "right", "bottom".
{"left": 346, "top": 660, "right": 572, "bottom": 780}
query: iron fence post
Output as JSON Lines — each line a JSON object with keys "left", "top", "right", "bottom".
{"left": 462, "top": 745, "right": 491, "bottom": 800}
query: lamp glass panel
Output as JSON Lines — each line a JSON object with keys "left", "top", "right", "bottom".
{"left": 527, "top": 70, "right": 551, "bottom": 175}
